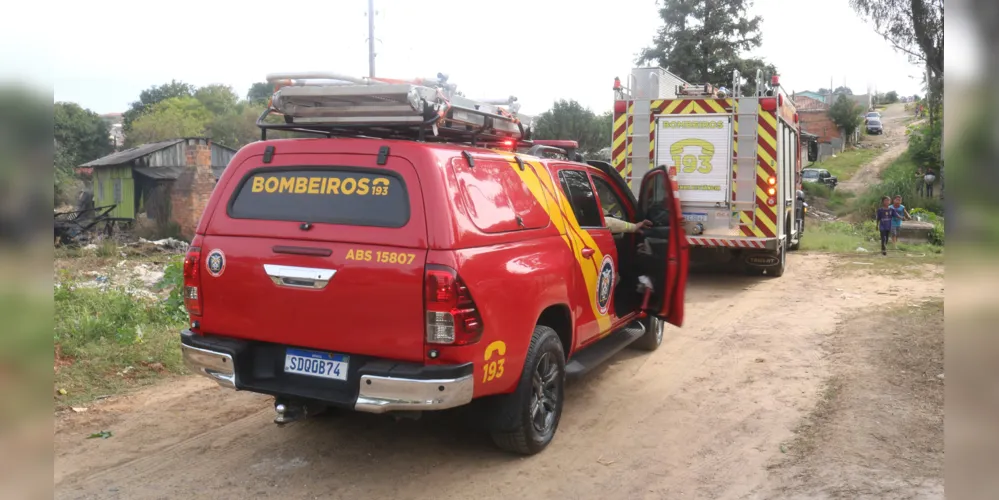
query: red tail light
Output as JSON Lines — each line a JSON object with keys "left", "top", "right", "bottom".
{"left": 424, "top": 265, "right": 483, "bottom": 346}
{"left": 183, "top": 241, "right": 203, "bottom": 317}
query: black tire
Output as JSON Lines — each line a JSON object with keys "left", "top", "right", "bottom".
{"left": 768, "top": 244, "right": 787, "bottom": 277}
{"left": 489, "top": 325, "right": 566, "bottom": 455}
{"left": 632, "top": 315, "right": 665, "bottom": 351}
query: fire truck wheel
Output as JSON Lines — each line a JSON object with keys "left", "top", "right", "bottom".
{"left": 768, "top": 244, "right": 787, "bottom": 278}
{"left": 489, "top": 325, "right": 566, "bottom": 455}
{"left": 632, "top": 315, "right": 665, "bottom": 351}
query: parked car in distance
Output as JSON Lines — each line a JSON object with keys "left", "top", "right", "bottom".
{"left": 865, "top": 111, "right": 881, "bottom": 123}
{"left": 866, "top": 118, "right": 883, "bottom": 135}
{"left": 802, "top": 167, "right": 838, "bottom": 188}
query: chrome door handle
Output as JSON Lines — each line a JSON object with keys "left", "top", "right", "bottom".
{"left": 263, "top": 264, "right": 336, "bottom": 289}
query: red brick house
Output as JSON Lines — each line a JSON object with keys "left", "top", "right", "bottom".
{"left": 794, "top": 95, "right": 842, "bottom": 144}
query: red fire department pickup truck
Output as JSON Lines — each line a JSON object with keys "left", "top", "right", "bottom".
{"left": 179, "top": 73, "right": 690, "bottom": 455}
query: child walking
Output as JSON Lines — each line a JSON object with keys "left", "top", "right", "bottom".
{"left": 890, "top": 195, "right": 911, "bottom": 246}
{"left": 876, "top": 196, "right": 895, "bottom": 255}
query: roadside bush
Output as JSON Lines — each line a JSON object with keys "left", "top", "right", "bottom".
{"left": 855, "top": 152, "right": 943, "bottom": 218}
{"left": 154, "top": 256, "right": 188, "bottom": 323}
{"left": 910, "top": 208, "right": 945, "bottom": 245}
{"left": 54, "top": 273, "right": 187, "bottom": 405}
{"left": 802, "top": 181, "right": 832, "bottom": 200}
{"left": 54, "top": 279, "right": 173, "bottom": 348}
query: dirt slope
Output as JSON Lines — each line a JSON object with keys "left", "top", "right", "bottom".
{"left": 54, "top": 254, "right": 943, "bottom": 500}
{"left": 837, "top": 103, "right": 918, "bottom": 194}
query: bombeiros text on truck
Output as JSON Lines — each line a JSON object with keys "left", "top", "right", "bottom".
{"left": 178, "top": 70, "right": 690, "bottom": 455}
{"left": 611, "top": 67, "right": 812, "bottom": 276}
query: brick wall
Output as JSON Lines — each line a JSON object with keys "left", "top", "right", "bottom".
{"left": 169, "top": 139, "right": 217, "bottom": 239}
{"left": 798, "top": 111, "right": 842, "bottom": 144}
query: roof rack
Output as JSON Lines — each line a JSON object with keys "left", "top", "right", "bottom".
{"left": 257, "top": 71, "right": 535, "bottom": 147}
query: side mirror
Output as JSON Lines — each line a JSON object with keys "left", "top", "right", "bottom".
{"left": 807, "top": 141, "right": 818, "bottom": 162}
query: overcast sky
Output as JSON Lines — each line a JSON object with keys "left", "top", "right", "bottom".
{"left": 5, "top": 0, "right": 926, "bottom": 116}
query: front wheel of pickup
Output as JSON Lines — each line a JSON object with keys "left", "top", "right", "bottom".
{"left": 490, "top": 325, "right": 566, "bottom": 455}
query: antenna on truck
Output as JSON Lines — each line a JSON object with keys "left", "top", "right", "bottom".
{"left": 256, "top": 71, "right": 533, "bottom": 148}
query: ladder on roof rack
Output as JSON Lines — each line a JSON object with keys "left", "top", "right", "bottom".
{"left": 257, "top": 71, "right": 533, "bottom": 147}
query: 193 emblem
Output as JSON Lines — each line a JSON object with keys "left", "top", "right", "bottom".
{"left": 206, "top": 249, "right": 226, "bottom": 277}
{"left": 596, "top": 255, "right": 615, "bottom": 315}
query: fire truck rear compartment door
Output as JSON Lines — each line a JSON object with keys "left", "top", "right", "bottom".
{"left": 653, "top": 115, "right": 732, "bottom": 206}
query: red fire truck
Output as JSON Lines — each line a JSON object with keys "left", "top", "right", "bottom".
{"left": 611, "top": 68, "right": 806, "bottom": 276}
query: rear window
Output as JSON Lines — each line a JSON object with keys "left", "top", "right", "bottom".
{"left": 227, "top": 167, "right": 410, "bottom": 227}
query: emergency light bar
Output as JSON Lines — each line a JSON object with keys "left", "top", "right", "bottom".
{"left": 257, "top": 71, "right": 531, "bottom": 146}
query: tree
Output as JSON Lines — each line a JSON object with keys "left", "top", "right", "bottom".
{"left": 207, "top": 103, "right": 266, "bottom": 149}
{"left": 849, "top": 0, "right": 943, "bottom": 111}
{"left": 54, "top": 102, "right": 113, "bottom": 168}
{"left": 884, "top": 90, "right": 899, "bottom": 103}
{"left": 194, "top": 84, "right": 240, "bottom": 116}
{"left": 827, "top": 94, "right": 865, "bottom": 143}
{"left": 533, "top": 100, "right": 608, "bottom": 156}
{"left": 54, "top": 102, "right": 113, "bottom": 203}
{"left": 834, "top": 86, "right": 854, "bottom": 95}
{"left": 246, "top": 82, "right": 274, "bottom": 104}
{"left": 122, "top": 80, "right": 196, "bottom": 134}
{"left": 127, "top": 97, "right": 212, "bottom": 145}
{"left": 638, "top": 0, "right": 776, "bottom": 95}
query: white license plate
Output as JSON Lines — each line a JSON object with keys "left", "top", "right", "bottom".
{"left": 284, "top": 348, "right": 349, "bottom": 381}
{"left": 683, "top": 212, "right": 708, "bottom": 223}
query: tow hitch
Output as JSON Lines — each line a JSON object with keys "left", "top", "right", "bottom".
{"left": 273, "top": 398, "right": 327, "bottom": 425}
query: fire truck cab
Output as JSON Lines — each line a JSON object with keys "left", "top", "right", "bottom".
{"left": 611, "top": 68, "right": 805, "bottom": 276}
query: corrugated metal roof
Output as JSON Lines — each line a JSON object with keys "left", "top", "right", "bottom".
{"left": 80, "top": 139, "right": 184, "bottom": 168}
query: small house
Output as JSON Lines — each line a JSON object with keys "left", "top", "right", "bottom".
{"left": 79, "top": 138, "right": 237, "bottom": 238}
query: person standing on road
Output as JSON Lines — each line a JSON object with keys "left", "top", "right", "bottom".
{"left": 924, "top": 168, "right": 937, "bottom": 198}
{"left": 877, "top": 196, "right": 895, "bottom": 256}
{"left": 890, "top": 195, "right": 911, "bottom": 247}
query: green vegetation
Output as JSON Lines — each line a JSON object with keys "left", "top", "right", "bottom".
{"left": 813, "top": 147, "right": 880, "bottom": 181}
{"left": 828, "top": 95, "right": 865, "bottom": 142}
{"left": 853, "top": 152, "right": 943, "bottom": 218}
{"left": 801, "top": 220, "right": 944, "bottom": 257}
{"left": 54, "top": 258, "right": 186, "bottom": 407}
{"left": 802, "top": 182, "right": 856, "bottom": 216}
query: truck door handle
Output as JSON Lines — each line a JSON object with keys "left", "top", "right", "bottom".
{"left": 581, "top": 247, "right": 595, "bottom": 258}
{"left": 263, "top": 264, "right": 336, "bottom": 289}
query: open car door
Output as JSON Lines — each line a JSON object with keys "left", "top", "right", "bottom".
{"left": 636, "top": 165, "right": 690, "bottom": 327}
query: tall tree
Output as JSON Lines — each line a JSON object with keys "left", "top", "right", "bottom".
{"left": 533, "top": 100, "right": 608, "bottom": 156}
{"left": 122, "top": 80, "right": 196, "bottom": 133}
{"left": 849, "top": 0, "right": 943, "bottom": 104}
{"left": 246, "top": 82, "right": 274, "bottom": 104}
{"left": 54, "top": 102, "right": 113, "bottom": 168}
{"left": 638, "top": 0, "right": 776, "bottom": 95}
{"left": 127, "top": 97, "right": 212, "bottom": 145}
{"left": 834, "top": 86, "right": 854, "bottom": 95}
{"left": 827, "top": 94, "right": 865, "bottom": 144}
{"left": 54, "top": 102, "right": 113, "bottom": 203}
{"left": 194, "top": 84, "right": 240, "bottom": 116}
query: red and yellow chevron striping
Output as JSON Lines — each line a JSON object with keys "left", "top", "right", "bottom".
{"left": 612, "top": 103, "right": 628, "bottom": 175}
{"left": 647, "top": 99, "right": 733, "bottom": 161}
{"left": 740, "top": 103, "right": 779, "bottom": 238}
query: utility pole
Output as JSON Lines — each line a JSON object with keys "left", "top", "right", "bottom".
{"left": 367, "top": 0, "right": 376, "bottom": 78}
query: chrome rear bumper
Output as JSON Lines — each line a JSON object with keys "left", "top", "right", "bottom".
{"left": 181, "top": 343, "right": 237, "bottom": 389}
{"left": 354, "top": 373, "right": 474, "bottom": 414}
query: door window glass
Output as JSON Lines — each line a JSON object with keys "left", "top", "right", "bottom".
{"left": 558, "top": 169, "right": 602, "bottom": 228}
{"left": 591, "top": 176, "right": 627, "bottom": 221}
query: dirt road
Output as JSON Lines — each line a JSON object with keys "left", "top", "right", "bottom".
{"left": 838, "top": 103, "right": 918, "bottom": 193}
{"left": 54, "top": 254, "right": 943, "bottom": 500}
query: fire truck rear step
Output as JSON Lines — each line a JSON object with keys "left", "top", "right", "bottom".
{"left": 565, "top": 321, "right": 646, "bottom": 382}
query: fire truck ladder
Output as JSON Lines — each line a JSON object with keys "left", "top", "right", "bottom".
{"left": 257, "top": 71, "right": 533, "bottom": 147}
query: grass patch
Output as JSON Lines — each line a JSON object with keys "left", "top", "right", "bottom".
{"left": 802, "top": 183, "right": 856, "bottom": 216}
{"left": 854, "top": 152, "right": 944, "bottom": 218}
{"left": 802, "top": 219, "right": 945, "bottom": 257}
{"left": 812, "top": 147, "right": 880, "bottom": 181}
{"left": 54, "top": 266, "right": 186, "bottom": 408}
